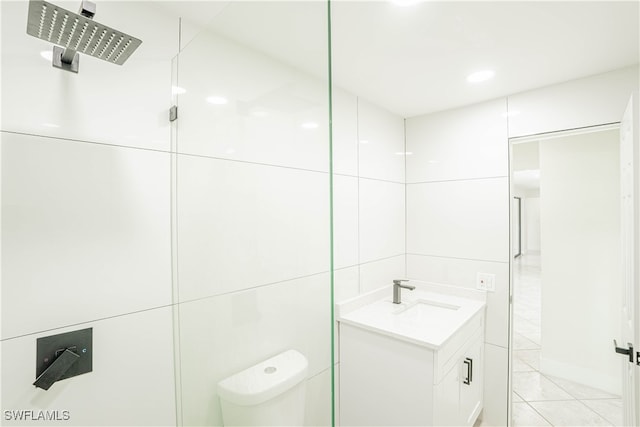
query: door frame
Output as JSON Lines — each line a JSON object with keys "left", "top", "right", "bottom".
{"left": 507, "top": 122, "right": 623, "bottom": 426}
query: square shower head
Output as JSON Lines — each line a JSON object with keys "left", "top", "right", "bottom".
{"left": 26, "top": 0, "right": 142, "bottom": 66}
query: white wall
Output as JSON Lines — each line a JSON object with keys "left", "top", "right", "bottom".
{"left": 1, "top": 2, "right": 179, "bottom": 425}
{"left": 173, "top": 6, "right": 405, "bottom": 425}
{"left": 332, "top": 85, "right": 406, "bottom": 426}
{"left": 172, "top": 7, "right": 335, "bottom": 425}
{"left": 539, "top": 130, "right": 621, "bottom": 394}
{"left": 405, "top": 98, "right": 510, "bottom": 426}
{"left": 404, "top": 64, "right": 639, "bottom": 426}
{"left": 508, "top": 66, "right": 639, "bottom": 138}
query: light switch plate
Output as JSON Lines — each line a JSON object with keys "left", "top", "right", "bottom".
{"left": 476, "top": 273, "right": 495, "bottom": 292}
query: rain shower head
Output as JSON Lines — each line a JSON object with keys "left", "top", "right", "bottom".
{"left": 26, "top": 0, "right": 142, "bottom": 73}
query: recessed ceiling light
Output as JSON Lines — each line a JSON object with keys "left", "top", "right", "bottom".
{"left": 40, "top": 50, "right": 53, "bottom": 61}
{"left": 466, "top": 70, "right": 495, "bottom": 83}
{"left": 172, "top": 86, "right": 186, "bottom": 95}
{"left": 251, "top": 110, "right": 269, "bottom": 117}
{"left": 206, "top": 96, "right": 228, "bottom": 105}
{"left": 41, "top": 122, "right": 60, "bottom": 128}
{"left": 359, "top": 140, "right": 370, "bottom": 144}
{"left": 395, "top": 151, "right": 413, "bottom": 156}
{"left": 301, "top": 122, "right": 318, "bottom": 129}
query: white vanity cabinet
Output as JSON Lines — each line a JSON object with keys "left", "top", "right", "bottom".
{"left": 434, "top": 330, "right": 484, "bottom": 426}
{"left": 337, "top": 282, "right": 486, "bottom": 426}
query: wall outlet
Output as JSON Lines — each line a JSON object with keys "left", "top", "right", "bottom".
{"left": 476, "top": 273, "right": 495, "bottom": 292}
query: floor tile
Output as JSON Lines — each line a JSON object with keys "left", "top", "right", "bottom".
{"left": 514, "top": 349, "right": 541, "bottom": 371}
{"left": 512, "top": 254, "right": 622, "bottom": 427}
{"left": 514, "top": 332, "right": 540, "bottom": 350}
{"left": 512, "top": 372, "right": 573, "bottom": 401}
{"left": 513, "top": 357, "right": 536, "bottom": 372}
{"left": 580, "top": 399, "right": 623, "bottom": 426}
{"left": 529, "top": 400, "right": 612, "bottom": 426}
{"left": 512, "top": 402, "right": 551, "bottom": 426}
{"left": 546, "top": 375, "right": 620, "bottom": 400}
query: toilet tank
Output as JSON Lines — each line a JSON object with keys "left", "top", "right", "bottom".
{"left": 217, "top": 350, "right": 308, "bottom": 426}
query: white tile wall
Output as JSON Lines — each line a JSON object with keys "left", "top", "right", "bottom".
{"left": 333, "top": 266, "right": 360, "bottom": 304}
{"left": 178, "top": 273, "right": 331, "bottom": 426}
{"left": 407, "top": 254, "right": 509, "bottom": 348}
{"left": 482, "top": 343, "right": 509, "bottom": 426}
{"left": 332, "top": 89, "right": 359, "bottom": 176}
{"left": 357, "top": 98, "right": 405, "bottom": 182}
{"left": 359, "top": 255, "right": 406, "bottom": 294}
{"left": 1, "top": 307, "right": 176, "bottom": 426}
{"left": 175, "top": 31, "right": 329, "bottom": 171}
{"left": 304, "top": 369, "right": 333, "bottom": 427}
{"left": 1, "top": 132, "right": 172, "bottom": 339}
{"left": 0, "top": 1, "right": 177, "bottom": 151}
{"left": 406, "top": 99, "right": 508, "bottom": 183}
{"left": 359, "top": 179, "right": 405, "bottom": 263}
{"left": 333, "top": 175, "right": 359, "bottom": 269}
{"left": 507, "top": 65, "right": 639, "bottom": 138}
{"left": 176, "top": 154, "right": 330, "bottom": 302}
{"left": 407, "top": 178, "right": 509, "bottom": 263}
{"left": 405, "top": 99, "right": 510, "bottom": 426}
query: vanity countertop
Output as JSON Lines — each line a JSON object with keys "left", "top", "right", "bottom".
{"left": 336, "top": 281, "right": 486, "bottom": 350}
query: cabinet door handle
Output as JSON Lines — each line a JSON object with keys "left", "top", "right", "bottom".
{"left": 463, "top": 357, "right": 473, "bottom": 385}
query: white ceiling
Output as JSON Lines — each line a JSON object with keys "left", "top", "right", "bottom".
{"left": 158, "top": 0, "right": 640, "bottom": 118}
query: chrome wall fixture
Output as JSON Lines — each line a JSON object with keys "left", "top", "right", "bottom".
{"left": 26, "top": 0, "right": 142, "bottom": 73}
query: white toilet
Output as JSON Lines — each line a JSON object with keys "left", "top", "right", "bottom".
{"left": 217, "top": 349, "right": 308, "bottom": 426}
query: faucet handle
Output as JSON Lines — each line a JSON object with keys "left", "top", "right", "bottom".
{"left": 393, "top": 279, "right": 409, "bottom": 285}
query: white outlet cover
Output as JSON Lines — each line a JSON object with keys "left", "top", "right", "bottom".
{"left": 476, "top": 273, "right": 496, "bottom": 292}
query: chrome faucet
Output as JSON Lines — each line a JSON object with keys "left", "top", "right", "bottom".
{"left": 392, "top": 279, "right": 415, "bottom": 304}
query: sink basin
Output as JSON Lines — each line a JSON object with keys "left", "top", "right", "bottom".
{"left": 393, "top": 299, "right": 460, "bottom": 323}
{"left": 336, "top": 281, "right": 486, "bottom": 349}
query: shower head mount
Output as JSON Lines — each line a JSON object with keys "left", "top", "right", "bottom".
{"left": 26, "top": 0, "right": 142, "bottom": 73}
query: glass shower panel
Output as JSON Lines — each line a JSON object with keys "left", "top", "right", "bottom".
{"left": 173, "top": 2, "right": 332, "bottom": 426}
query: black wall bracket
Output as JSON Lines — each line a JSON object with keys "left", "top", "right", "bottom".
{"left": 34, "top": 328, "right": 92, "bottom": 390}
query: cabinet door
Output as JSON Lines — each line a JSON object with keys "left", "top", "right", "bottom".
{"left": 459, "top": 334, "right": 484, "bottom": 426}
{"left": 434, "top": 362, "right": 460, "bottom": 426}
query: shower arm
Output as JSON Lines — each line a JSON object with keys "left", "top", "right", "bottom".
{"left": 55, "top": 1, "right": 95, "bottom": 72}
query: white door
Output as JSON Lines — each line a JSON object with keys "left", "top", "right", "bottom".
{"left": 618, "top": 91, "right": 639, "bottom": 426}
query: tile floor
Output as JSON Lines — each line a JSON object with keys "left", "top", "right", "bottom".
{"left": 511, "top": 253, "right": 623, "bottom": 427}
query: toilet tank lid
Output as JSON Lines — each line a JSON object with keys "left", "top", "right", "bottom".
{"left": 217, "top": 349, "right": 308, "bottom": 406}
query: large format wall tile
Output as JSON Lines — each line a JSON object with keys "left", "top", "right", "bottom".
{"left": 405, "top": 99, "right": 508, "bottom": 183}
{"left": 407, "top": 178, "right": 509, "bottom": 263}
{"left": 1, "top": 307, "right": 176, "bottom": 426}
{"left": 332, "top": 89, "right": 359, "bottom": 176}
{"left": 333, "top": 266, "right": 360, "bottom": 304}
{"left": 1, "top": 132, "right": 172, "bottom": 339}
{"left": 0, "top": 2, "right": 176, "bottom": 151}
{"left": 304, "top": 369, "right": 332, "bottom": 427}
{"left": 407, "top": 254, "right": 509, "bottom": 348}
{"left": 359, "top": 255, "right": 406, "bottom": 294}
{"left": 482, "top": 343, "right": 509, "bottom": 426}
{"left": 178, "top": 273, "right": 331, "bottom": 426}
{"left": 176, "top": 31, "right": 329, "bottom": 171}
{"left": 333, "top": 175, "right": 359, "bottom": 269}
{"left": 359, "top": 178, "right": 405, "bottom": 263}
{"left": 357, "top": 98, "right": 405, "bottom": 182}
{"left": 177, "top": 154, "right": 330, "bottom": 302}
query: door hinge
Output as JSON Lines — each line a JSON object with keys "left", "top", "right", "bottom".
{"left": 169, "top": 105, "right": 178, "bottom": 122}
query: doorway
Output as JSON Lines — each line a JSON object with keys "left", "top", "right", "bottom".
{"left": 510, "top": 127, "right": 624, "bottom": 426}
